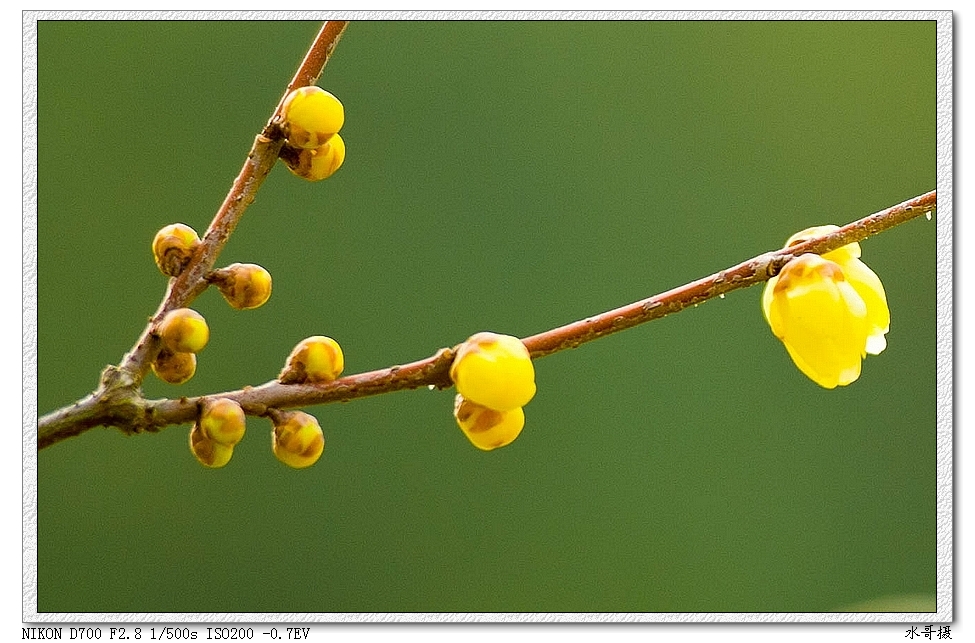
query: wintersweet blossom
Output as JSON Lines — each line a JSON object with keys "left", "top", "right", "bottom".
{"left": 762, "top": 226, "right": 890, "bottom": 389}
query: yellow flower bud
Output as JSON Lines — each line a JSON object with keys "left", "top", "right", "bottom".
{"left": 449, "top": 332, "right": 536, "bottom": 412}
{"left": 271, "top": 411, "right": 325, "bottom": 469}
{"left": 763, "top": 253, "right": 880, "bottom": 389}
{"left": 199, "top": 398, "right": 246, "bottom": 447}
{"left": 279, "top": 134, "right": 345, "bottom": 182}
{"left": 209, "top": 263, "right": 273, "bottom": 310}
{"left": 280, "top": 86, "right": 344, "bottom": 150}
{"left": 151, "top": 349, "right": 197, "bottom": 385}
{"left": 152, "top": 223, "right": 201, "bottom": 277}
{"left": 453, "top": 394, "right": 525, "bottom": 451}
{"left": 780, "top": 225, "right": 889, "bottom": 352}
{"left": 279, "top": 336, "right": 344, "bottom": 384}
{"left": 157, "top": 308, "right": 209, "bottom": 354}
{"left": 189, "top": 423, "right": 234, "bottom": 468}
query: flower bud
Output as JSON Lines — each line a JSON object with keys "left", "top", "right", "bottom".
{"left": 763, "top": 254, "right": 870, "bottom": 389}
{"left": 152, "top": 223, "right": 201, "bottom": 277}
{"left": 189, "top": 423, "right": 233, "bottom": 468}
{"left": 780, "top": 225, "right": 890, "bottom": 356}
{"left": 449, "top": 332, "right": 536, "bottom": 412}
{"left": 280, "top": 86, "right": 344, "bottom": 149}
{"left": 209, "top": 263, "right": 273, "bottom": 310}
{"left": 279, "top": 336, "right": 344, "bottom": 384}
{"left": 151, "top": 349, "right": 197, "bottom": 385}
{"left": 762, "top": 225, "right": 891, "bottom": 389}
{"left": 157, "top": 308, "right": 209, "bottom": 354}
{"left": 453, "top": 394, "right": 525, "bottom": 451}
{"left": 279, "top": 134, "right": 345, "bottom": 182}
{"left": 199, "top": 398, "right": 246, "bottom": 447}
{"left": 271, "top": 410, "right": 325, "bottom": 469}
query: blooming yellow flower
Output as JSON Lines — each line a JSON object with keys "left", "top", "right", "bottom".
{"left": 762, "top": 226, "right": 890, "bottom": 389}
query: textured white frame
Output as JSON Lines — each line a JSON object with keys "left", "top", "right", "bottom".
{"left": 21, "top": 10, "right": 953, "bottom": 630}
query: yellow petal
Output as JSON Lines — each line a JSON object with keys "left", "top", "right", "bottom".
{"left": 766, "top": 254, "right": 870, "bottom": 389}
{"left": 835, "top": 256, "right": 890, "bottom": 355}
{"left": 761, "top": 275, "right": 778, "bottom": 327}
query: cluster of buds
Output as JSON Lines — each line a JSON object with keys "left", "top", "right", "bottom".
{"left": 762, "top": 225, "right": 890, "bottom": 389}
{"left": 184, "top": 334, "right": 343, "bottom": 469}
{"left": 150, "top": 215, "right": 338, "bottom": 469}
{"left": 278, "top": 86, "right": 346, "bottom": 181}
{"left": 149, "top": 223, "right": 272, "bottom": 386}
{"left": 449, "top": 332, "right": 536, "bottom": 451}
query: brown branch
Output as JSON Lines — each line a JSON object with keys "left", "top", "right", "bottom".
{"left": 37, "top": 189, "right": 935, "bottom": 450}
{"left": 115, "top": 21, "right": 349, "bottom": 386}
{"left": 37, "top": 21, "right": 349, "bottom": 450}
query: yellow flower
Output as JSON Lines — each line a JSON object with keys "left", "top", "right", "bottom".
{"left": 762, "top": 226, "right": 890, "bottom": 389}
{"left": 189, "top": 423, "right": 234, "bottom": 468}
{"left": 198, "top": 398, "right": 246, "bottom": 447}
{"left": 210, "top": 263, "right": 273, "bottom": 310}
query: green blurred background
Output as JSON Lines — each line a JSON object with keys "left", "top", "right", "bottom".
{"left": 35, "top": 20, "right": 937, "bottom": 614}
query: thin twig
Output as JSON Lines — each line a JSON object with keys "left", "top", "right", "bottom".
{"left": 37, "top": 189, "right": 935, "bottom": 449}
